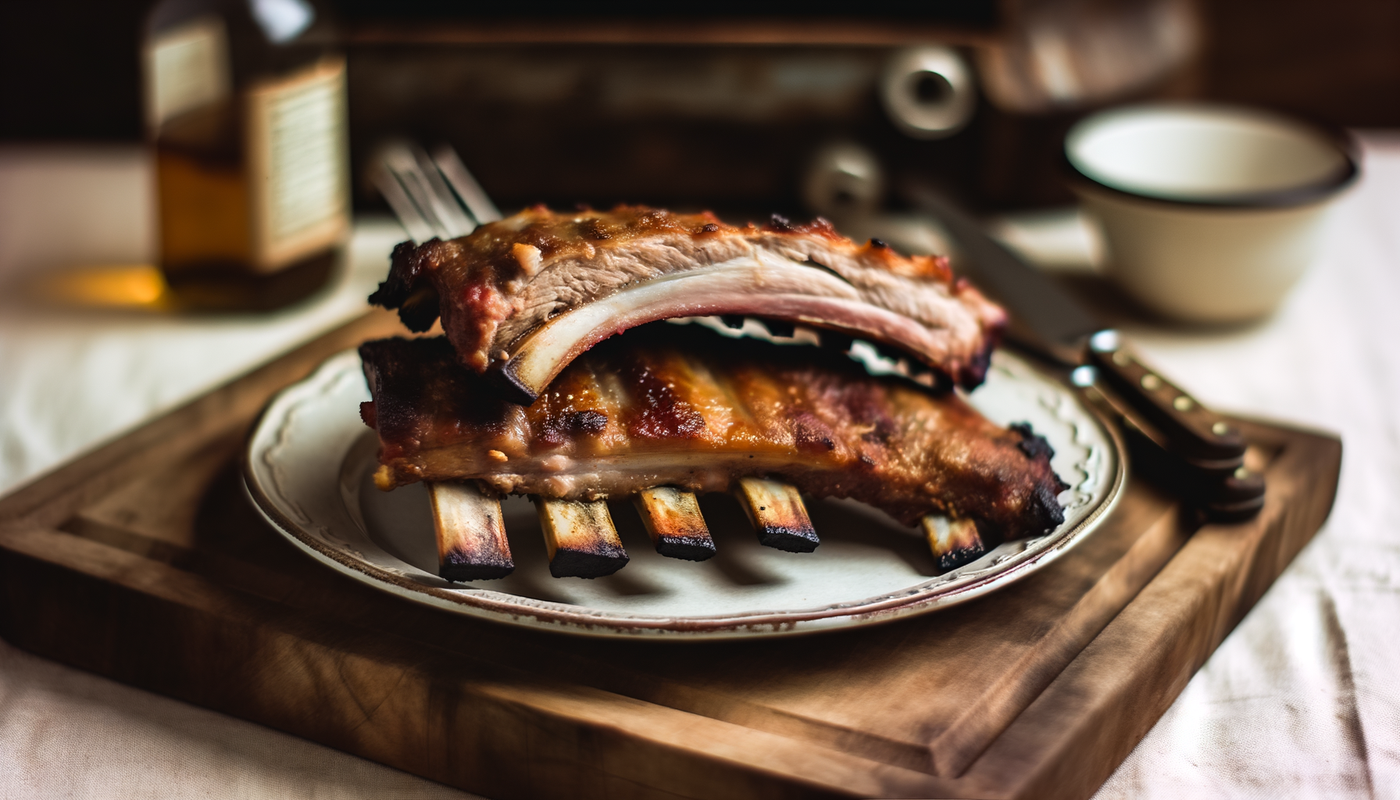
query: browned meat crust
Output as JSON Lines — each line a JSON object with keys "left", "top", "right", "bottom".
{"left": 369, "top": 205, "right": 1006, "bottom": 402}
{"left": 359, "top": 324, "right": 1066, "bottom": 541}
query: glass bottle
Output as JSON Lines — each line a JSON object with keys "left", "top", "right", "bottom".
{"left": 142, "top": 0, "right": 349, "bottom": 310}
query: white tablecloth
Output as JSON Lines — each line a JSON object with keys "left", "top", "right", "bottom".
{"left": 1, "top": 137, "right": 1397, "bottom": 798}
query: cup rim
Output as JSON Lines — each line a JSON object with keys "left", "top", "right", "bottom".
{"left": 1063, "top": 102, "right": 1359, "bottom": 210}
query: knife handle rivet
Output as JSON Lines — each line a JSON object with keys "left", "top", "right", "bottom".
{"left": 1089, "top": 330, "right": 1121, "bottom": 353}
{"left": 1172, "top": 395, "right": 1194, "bottom": 411}
{"left": 1112, "top": 350, "right": 1131, "bottom": 366}
{"left": 1140, "top": 374, "right": 1162, "bottom": 391}
{"left": 1212, "top": 421, "right": 1231, "bottom": 436}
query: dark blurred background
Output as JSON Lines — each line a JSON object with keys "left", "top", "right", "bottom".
{"left": 3, "top": 0, "right": 1397, "bottom": 214}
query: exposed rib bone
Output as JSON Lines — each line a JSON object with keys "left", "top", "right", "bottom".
{"left": 534, "top": 497, "right": 629, "bottom": 578}
{"left": 921, "top": 515, "right": 987, "bottom": 570}
{"left": 633, "top": 487, "right": 716, "bottom": 561}
{"left": 428, "top": 481, "right": 514, "bottom": 581}
{"left": 735, "top": 478, "right": 819, "bottom": 552}
{"left": 494, "top": 255, "right": 976, "bottom": 404}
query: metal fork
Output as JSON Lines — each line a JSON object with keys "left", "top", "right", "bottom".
{"left": 369, "top": 140, "right": 502, "bottom": 243}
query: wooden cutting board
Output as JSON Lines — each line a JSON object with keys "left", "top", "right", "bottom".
{"left": 0, "top": 309, "right": 1341, "bottom": 800}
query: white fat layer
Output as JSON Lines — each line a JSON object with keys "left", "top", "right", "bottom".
{"left": 462, "top": 453, "right": 840, "bottom": 506}
{"left": 503, "top": 258, "right": 947, "bottom": 395}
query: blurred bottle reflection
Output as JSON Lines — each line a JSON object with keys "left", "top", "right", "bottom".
{"left": 143, "top": 0, "right": 348, "bottom": 311}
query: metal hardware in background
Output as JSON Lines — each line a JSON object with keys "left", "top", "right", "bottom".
{"left": 801, "top": 141, "right": 886, "bottom": 219}
{"left": 906, "top": 186, "right": 1265, "bottom": 522}
{"left": 879, "top": 47, "right": 978, "bottom": 140}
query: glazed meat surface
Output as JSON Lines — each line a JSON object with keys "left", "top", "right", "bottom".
{"left": 368, "top": 205, "right": 1007, "bottom": 404}
{"left": 359, "top": 324, "right": 1066, "bottom": 540}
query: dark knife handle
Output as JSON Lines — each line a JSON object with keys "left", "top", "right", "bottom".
{"left": 1073, "top": 372, "right": 1265, "bottom": 522}
{"left": 1086, "top": 331, "right": 1247, "bottom": 463}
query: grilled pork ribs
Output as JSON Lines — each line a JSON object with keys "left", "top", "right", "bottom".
{"left": 363, "top": 205, "right": 1067, "bottom": 579}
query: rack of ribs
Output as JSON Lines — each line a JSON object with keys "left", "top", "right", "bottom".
{"left": 368, "top": 205, "right": 1007, "bottom": 405}
{"left": 360, "top": 323, "right": 1067, "bottom": 580}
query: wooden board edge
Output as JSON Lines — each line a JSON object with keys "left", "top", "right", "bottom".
{"left": 926, "top": 500, "right": 1192, "bottom": 778}
{"left": 0, "top": 522, "right": 963, "bottom": 799}
{"left": 964, "top": 425, "right": 1342, "bottom": 800}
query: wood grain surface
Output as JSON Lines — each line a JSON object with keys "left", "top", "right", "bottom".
{"left": 0, "top": 310, "right": 1341, "bottom": 800}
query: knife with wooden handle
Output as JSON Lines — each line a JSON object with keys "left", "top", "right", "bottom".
{"left": 907, "top": 186, "right": 1265, "bottom": 521}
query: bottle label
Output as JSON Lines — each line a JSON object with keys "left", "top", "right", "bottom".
{"left": 144, "top": 16, "right": 230, "bottom": 131}
{"left": 245, "top": 57, "right": 349, "bottom": 272}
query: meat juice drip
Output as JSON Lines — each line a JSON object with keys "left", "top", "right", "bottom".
{"left": 143, "top": 0, "right": 349, "bottom": 310}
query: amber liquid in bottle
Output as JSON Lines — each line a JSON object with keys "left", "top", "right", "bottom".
{"left": 145, "top": 0, "right": 348, "bottom": 311}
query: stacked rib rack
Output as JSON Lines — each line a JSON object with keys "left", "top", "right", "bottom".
{"left": 361, "top": 205, "right": 1068, "bottom": 580}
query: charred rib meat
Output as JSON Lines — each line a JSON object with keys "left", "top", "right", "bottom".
{"left": 359, "top": 324, "right": 1066, "bottom": 542}
{"left": 369, "top": 205, "right": 1007, "bottom": 404}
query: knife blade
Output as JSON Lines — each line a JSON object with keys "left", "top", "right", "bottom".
{"left": 906, "top": 186, "right": 1264, "bottom": 520}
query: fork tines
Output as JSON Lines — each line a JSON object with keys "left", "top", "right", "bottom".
{"left": 370, "top": 140, "right": 499, "bottom": 243}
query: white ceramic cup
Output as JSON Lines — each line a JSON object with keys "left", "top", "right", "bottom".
{"left": 1065, "top": 103, "right": 1357, "bottom": 324}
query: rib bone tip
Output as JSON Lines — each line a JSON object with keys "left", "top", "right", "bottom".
{"left": 921, "top": 515, "right": 987, "bottom": 570}
{"left": 535, "top": 497, "right": 629, "bottom": 578}
{"left": 634, "top": 487, "right": 716, "bottom": 561}
{"left": 488, "top": 362, "right": 540, "bottom": 405}
{"left": 440, "top": 549, "right": 515, "bottom": 582}
{"left": 736, "top": 477, "right": 819, "bottom": 553}
{"left": 429, "top": 481, "right": 515, "bottom": 582}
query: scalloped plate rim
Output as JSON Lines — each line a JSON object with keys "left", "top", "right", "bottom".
{"left": 242, "top": 348, "right": 1126, "bottom": 640}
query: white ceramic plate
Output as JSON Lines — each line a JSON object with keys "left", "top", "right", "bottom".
{"left": 244, "top": 348, "right": 1123, "bottom": 639}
